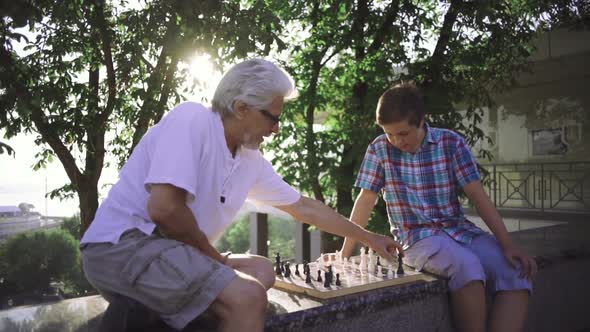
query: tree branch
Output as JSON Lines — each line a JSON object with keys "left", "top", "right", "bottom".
{"left": 0, "top": 46, "right": 83, "bottom": 188}
{"left": 426, "top": 0, "right": 462, "bottom": 83}
{"left": 367, "top": 1, "right": 401, "bottom": 54}
{"left": 92, "top": 0, "right": 117, "bottom": 124}
{"left": 131, "top": 21, "right": 179, "bottom": 151}
{"left": 154, "top": 55, "right": 179, "bottom": 124}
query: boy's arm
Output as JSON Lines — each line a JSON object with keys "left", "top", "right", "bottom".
{"left": 463, "top": 180, "right": 537, "bottom": 279}
{"left": 340, "top": 189, "right": 380, "bottom": 257}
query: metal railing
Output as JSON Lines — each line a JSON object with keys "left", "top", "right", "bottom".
{"left": 480, "top": 161, "right": 590, "bottom": 212}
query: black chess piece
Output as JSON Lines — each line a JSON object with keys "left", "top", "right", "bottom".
{"left": 275, "top": 253, "right": 282, "bottom": 276}
{"left": 316, "top": 270, "right": 322, "bottom": 282}
{"left": 295, "top": 264, "right": 300, "bottom": 276}
{"left": 335, "top": 273, "right": 341, "bottom": 286}
{"left": 377, "top": 256, "right": 381, "bottom": 266}
{"left": 280, "top": 261, "right": 285, "bottom": 273}
{"left": 284, "top": 262, "right": 291, "bottom": 278}
{"left": 397, "top": 256, "right": 405, "bottom": 275}
{"left": 305, "top": 270, "right": 311, "bottom": 284}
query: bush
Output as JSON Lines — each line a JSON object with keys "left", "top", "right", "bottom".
{"left": 0, "top": 229, "right": 81, "bottom": 296}
{"left": 61, "top": 214, "right": 81, "bottom": 240}
{"left": 215, "top": 213, "right": 296, "bottom": 259}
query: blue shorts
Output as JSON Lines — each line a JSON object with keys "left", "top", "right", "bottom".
{"left": 404, "top": 233, "right": 532, "bottom": 293}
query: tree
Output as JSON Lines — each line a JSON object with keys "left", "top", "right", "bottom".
{"left": 269, "top": 0, "right": 587, "bottom": 235}
{"left": 0, "top": 0, "right": 286, "bottom": 235}
{"left": 0, "top": 229, "right": 79, "bottom": 296}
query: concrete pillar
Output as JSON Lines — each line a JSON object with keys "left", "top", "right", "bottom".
{"left": 295, "top": 222, "right": 310, "bottom": 262}
{"left": 249, "top": 212, "right": 268, "bottom": 257}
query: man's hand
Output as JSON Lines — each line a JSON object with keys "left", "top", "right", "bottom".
{"left": 503, "top": 244, "right": 538, "bottom": 280}
{"left": 361, "top": 231, "right": 404, "bottom": 263}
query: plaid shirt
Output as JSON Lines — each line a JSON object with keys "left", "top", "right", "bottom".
{"left": 356, "top": 124, "right": 486, "bottom": 248}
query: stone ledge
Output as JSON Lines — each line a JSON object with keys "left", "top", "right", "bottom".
{"left": 1, "top": 222, "right": 589, "bottom": 332}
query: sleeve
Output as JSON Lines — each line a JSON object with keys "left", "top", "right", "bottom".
{"left": 451, "top": 136, "right": 481, "bottom": 188}
{"left": 354, "top": 143, "right": 385, "bottom": 193}
{"left": 247, "top": 155, "right": 301, "bottom": 206}
{"left": 144, "top": 104, "right": 205, "bottom": 202}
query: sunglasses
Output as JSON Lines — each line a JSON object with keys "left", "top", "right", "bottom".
{"left": 258, "top": 109, "right": 280, "bottom": 124}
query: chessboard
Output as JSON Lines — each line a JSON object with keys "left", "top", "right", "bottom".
{"left": 272, "top": 250, "right": 431, "bottom": 300}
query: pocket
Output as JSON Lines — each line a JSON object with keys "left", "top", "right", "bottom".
{"left": 404, "top": 236, "right": 442, "bottom": 271}
{"left": 120, "top": 239, "right": 201, "bottom": 314}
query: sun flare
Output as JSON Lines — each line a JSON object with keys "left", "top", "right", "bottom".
{"left": 187, "top": 53, "right": 222, "bottom": 101}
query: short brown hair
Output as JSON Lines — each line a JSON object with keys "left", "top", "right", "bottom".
{"left": 376, "top": 83, "right": 425, "bottom": 126}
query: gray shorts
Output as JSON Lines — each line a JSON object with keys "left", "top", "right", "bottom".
{"left": 404, "top": 233, "right": 532, "bottom": 294}
{"left": 81, "top": 228, "right": 236, "bottom": 330}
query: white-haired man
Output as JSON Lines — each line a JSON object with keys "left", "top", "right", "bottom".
{"left": 81, "top": 59, "right": 404, "bottom": 332}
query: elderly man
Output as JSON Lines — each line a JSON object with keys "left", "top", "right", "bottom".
{"left": 81, "top": 59, "right": 403, "bottom": 332}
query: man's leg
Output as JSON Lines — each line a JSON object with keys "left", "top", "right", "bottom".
{"left": 208, "top": 271, "right": 268, "bottom": 332}
{"left": 225, "top": 254, "right": 275, "bottom": 289}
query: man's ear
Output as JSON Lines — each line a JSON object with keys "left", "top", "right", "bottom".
{"left": 233, "top": 100, "right": 248, "bottom": 119}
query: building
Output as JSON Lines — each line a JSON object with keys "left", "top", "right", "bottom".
{"left": 471, "top": 27, "right": 590, "bottom": 213}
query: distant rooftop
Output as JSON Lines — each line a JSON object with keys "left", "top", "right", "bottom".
{"left": 0, "top": 206, "right": 20, "bottom": 214}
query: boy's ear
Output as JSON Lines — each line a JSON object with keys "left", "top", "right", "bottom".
{"left": 233, "top": 100, "right": 249, "bottom": 119}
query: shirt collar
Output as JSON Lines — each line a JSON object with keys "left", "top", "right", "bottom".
{"left": 424, "top": 123, "right": 440, "bottom": 144}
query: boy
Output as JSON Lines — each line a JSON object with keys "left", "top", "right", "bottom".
{"left": 341, "top": 83, "right": 536, "bottom": 332}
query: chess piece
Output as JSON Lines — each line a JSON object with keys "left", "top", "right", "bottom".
{"left": 335, "top": 273, "right": 341, "bottom": 286}
{"left": 275, "top": 253, "right": 282, "bottom": 276}
{"left": 376, "top": 256, "right": 381, "bottom": 266}
{"left": 284, "top": 262, "right": 291, "bottom": 278}
{"left": 397, "top": 256, "right": 405, "bottom": 275}
{"left": 280, "top": 261, "right": 285, "bottom": 273}
{"left": 295, "top": 264, "right": 300, "bottom": 276}
{"left": 317, "top": 270, "right": 322, "bottom": 282}
{"left": 305, "top": 270, "right": 311, "bottom": 284}
{"left": 326, "top": 266, "right": 333, "bottom": 285}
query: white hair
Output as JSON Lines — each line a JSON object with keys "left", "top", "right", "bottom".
{"left": 212, "top": 59, "right": 298, "bottom": 117}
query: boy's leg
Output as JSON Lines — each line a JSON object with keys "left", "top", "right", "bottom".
{"left": 451, "top": 280, "right": 486, "bottom": 332}
{"left": 466, "top": 234, "right": 532, "bottom": 332}
{"left": 404, "top": 234, "right": 487, "bottom": 332}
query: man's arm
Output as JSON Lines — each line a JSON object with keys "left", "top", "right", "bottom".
{"left": 340, "top": 189, "right": 379, "bottom": 257}
{"left": 277, "top": 195, "right": 402, "bottom": 262}
{"left": 463, "top": 180, "right": 537, "bottom": 279}
{"left": 147, "top": 183, "right": 226, "bottom": 263}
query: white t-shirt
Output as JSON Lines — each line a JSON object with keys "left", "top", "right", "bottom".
{"left": 81, "top": 102, "right": 301, "bottom": 244}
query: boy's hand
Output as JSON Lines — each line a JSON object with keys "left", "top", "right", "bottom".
{"left": 503, "top": 245, "right": 538, "bottom": 280}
